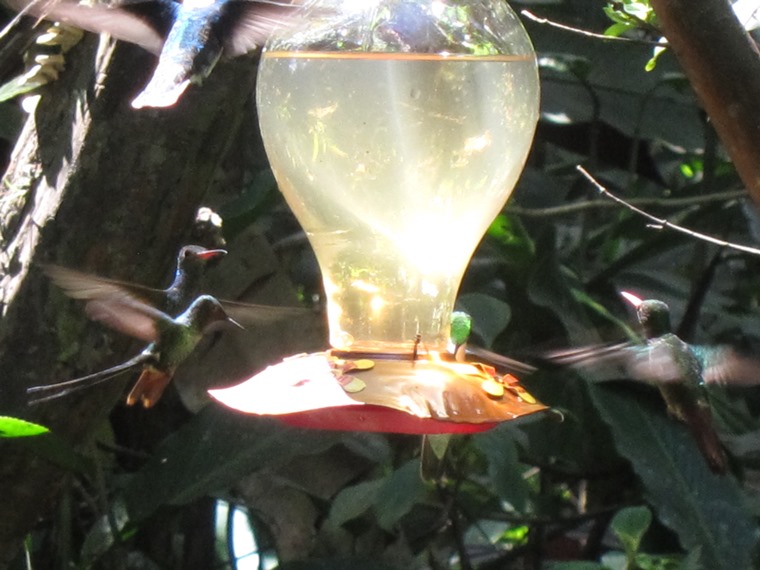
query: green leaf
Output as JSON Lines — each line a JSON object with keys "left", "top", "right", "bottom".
{"left": 17, "top": 431, "right": 93, "bottom": 473}
{"left": 456, "top": 292, "right": 511, "bottom": 347}
{"left": 0, "top": 74, "right": 48, "bottom": 104}
{"left": 373, "top": 460, "right": 426, "bottom": 531}
{"left": 610, "top": 505, "right": 652, "bottom": 559}
{"left": 474, "top": 427, "right": 530, "bottom": 512}
{"left": 0, "top": 416, "right": 49, "bottom": 437}
{"left": 486, "top": 213, "right": 535, "bottom": 267}
{"left": 123, "top": 406, "right": 341, "bottom": 521}
{"left": 604, "top": 22, "right": 636, "bottom": 37}
{"left": 329, "top": 479, "right": 384, "bottom": 526}
{"left": 590, "top": 384, "right": 757, "bottom": 569}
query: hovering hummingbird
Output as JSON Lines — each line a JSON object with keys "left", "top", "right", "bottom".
{"left": 547, "top": 292, "right": 760, "bottom": 474}
{"left": 28, "top": 293, "right": 242, "bottom": 406}
{"left": 6, "top": 0, "right": 299, "bottom": 108}
{"left": 34, "top": 244, "right": 313, "bottom": 406}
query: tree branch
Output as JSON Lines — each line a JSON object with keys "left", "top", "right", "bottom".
{"left": 577, "top": 166, "right": 760, "bottom": 256}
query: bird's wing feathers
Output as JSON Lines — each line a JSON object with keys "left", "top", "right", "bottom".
{"left": 693, "top": 345, "right": 760, "bottom": 387}
{"left": 7, "top": 0, "right": 171, "bottom": 54}
{"left": 219, "top": 298, "right": 314, "bottom": 326}
{"left": 220, "top": 0, "right": 300, "bottom": 57}
{"left": 626, "top": 337, "right": 693, "bottom": 384}
{"left": 544, "top": 341, "right": 637, "bottom": 381}
{"left": 118, "top": 0, "right": 178, "bottom": 39}
{"left": 546, "top": 339, "right": 690, "bottom": 385}
{"left": 44, "top": 265, "right": 171, "bottom": 342}
{"left": 548, "top": 336, "right": 760, "bottom": 389}
{"left": 84, "top": 298, "right": 166, "bottom": 342}
{"left": 44, "top": 265, "right": 165, "bottom": 306}
{"left": 464, "top": 345, "right": 537, "bottom": 376}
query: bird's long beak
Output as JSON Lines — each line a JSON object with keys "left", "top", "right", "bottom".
{"left": 620, "top": 291, "right": 643, "bottom": 308}
{"left": 227, "top": 316, "right": 246, "bottom": 331}
{"left": 197, "top": 248, "right": 227, "bottom": 260}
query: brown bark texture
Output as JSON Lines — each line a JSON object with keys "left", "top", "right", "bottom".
{"left": 650, "top": 0, "right": 760, "bottom": 208}
{"left": 0, "top": 34, "right": 266, "bottom": 565}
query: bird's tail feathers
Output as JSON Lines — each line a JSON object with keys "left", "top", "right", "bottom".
{"left": 27, "top": 354, "right": 150, "bottom": 404}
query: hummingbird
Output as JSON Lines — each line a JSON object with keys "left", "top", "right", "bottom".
{"left": 547, "top": 292, "right": 760, "bottom": 474}
{"left": 28, "top": 293, "right": 242, "bottom": 406}
{"left": 5, "top": 0, "right": 299, "bottom": 108}
{"left": 43, "top": 244, "right": 227, "bottom": 318}
{"left": 35, "top": 244, "right": 313, "bottom": 406}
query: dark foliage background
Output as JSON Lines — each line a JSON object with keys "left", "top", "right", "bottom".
{"left": 1, "top": 1, "right": 760, "bottom": 569}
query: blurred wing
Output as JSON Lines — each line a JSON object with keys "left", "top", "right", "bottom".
{"left": 625, "top": 340, "right": 687, "bottom": 384}
{"left": 44, "top": 264, "right": 166, "bottom": 306}
{"left": 543, "top": 341, "right": 640, "bottom": 382}
{"left": 45, "top": 265, "right": 170, "bottom": 341}
{"left": 465, "top": 345, "right": 537, "bottom": 376}
{"left": 221, "top": 0, "right": 301, "bottom": 57}
{"left": 84, "top": 298, "right": 166, "bottom": 341}
{"left": 219, "top": 299, "right": 317, "bottom": 326}
{"left": 6, "top": 0, "right": 173, "bottom": 53}
{"left": 694, "top": 345, "right": 760, "bottom": 387}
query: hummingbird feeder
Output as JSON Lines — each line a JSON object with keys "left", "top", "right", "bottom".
{"left": 210, "top": 0, "right": 547, "bottom": 432}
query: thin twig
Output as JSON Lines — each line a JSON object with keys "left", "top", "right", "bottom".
{"left": 521, "top": 9, "right": 664, "bottom": 47}
{"left": 507, "top": 189, "right": 747, "bottom": 218}
{"left": 576, "top": 165, "right": 760, "bottom": 256}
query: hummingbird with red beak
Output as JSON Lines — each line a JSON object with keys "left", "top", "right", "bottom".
{"left": 44, "top": 244, "right": 227, "bottom": 318}
{"left": 32, "top": 244, "right": 311, "bottom": 406}
{"left": 548, "top": 292, "right": 760, "bottom": 474}
{"left": 28, "top": 293, "right": 242, "bottom": 406}
{"left": 5, "top": 0, "right": 299, "bottom": 108}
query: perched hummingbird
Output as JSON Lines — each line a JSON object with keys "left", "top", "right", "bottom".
{"left": 5, "top": 0, "right": 299, "bottom": 108}
{"left": 548, "top": 292, "right": 760, "bottom": 474}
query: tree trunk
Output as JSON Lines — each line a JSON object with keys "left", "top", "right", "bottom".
{"left": 0, "top": 34, "right": 262, "bottom": 565}
{"left": 650, "top": 0, "right": 760, "bottom": 208}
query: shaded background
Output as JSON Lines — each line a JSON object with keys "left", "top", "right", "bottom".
{"left": 1, "top": 0, "right": 760, "bottom": 568}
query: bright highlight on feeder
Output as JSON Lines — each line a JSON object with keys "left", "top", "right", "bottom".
{"left": 211, "top": 0, "right": 547, "bottom": 434}
{"left": 256, "top": 0, "right": 540, "bottom": 354}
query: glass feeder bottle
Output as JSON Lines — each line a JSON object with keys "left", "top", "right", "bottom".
{"left": 256, "top": 0, "right": 540, "bottom": 354}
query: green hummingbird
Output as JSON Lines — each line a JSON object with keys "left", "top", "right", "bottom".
{"left": 6, "top": 0, "right": 298, "bottom": 108}
{"left": 549, "top": 292, "right": 760, "bottom": 474}
{"left": 28, "top": 293, "right": 241, "bottom": 407}
{"left": 34, "top": 244, "right": 312, "bottom": 406}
